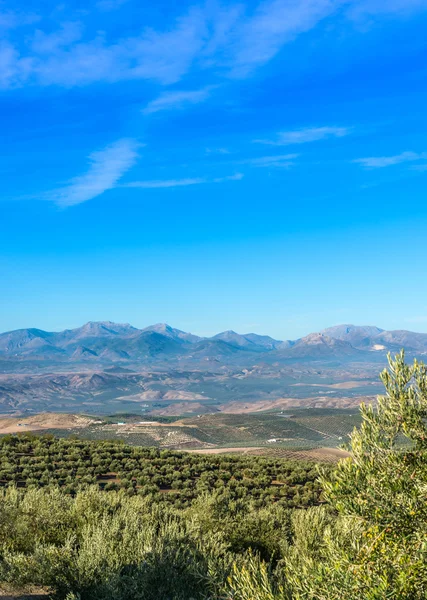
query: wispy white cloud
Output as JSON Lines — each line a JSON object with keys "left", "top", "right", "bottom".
{"left": 255, "top": 126, "right": 350, "bottom": 146}
{"left": 354, "top": 151, "right": 427, "bottom": 168}
{"left": 143, "top": 86, "right": 213, "bottom": 114}
{"left": 0, "top": 6, "right": 207, "bottom": 88}
{"left": 127, "top": 178, "right": 206, "bottom": 189}
{"left": 11, "top": 1, "right": 326, "bottom": 86}
{"left": 0, "top": 42, "right": 32, "bottom": 88}
{"left": 0, "top": 11, "right": 40, "bottom": 87}
{"left": 239, "top": 153, "right": 298, "bottom": 167}
{"left": 213, "top": 173, "right": 244, "bottom": 182}
{"left": 38, "top": 11, "right": 204, "bottom": 86}
{"left": 221, "top": 0, "right": 343, "bottom": 78}
{"left": 47, "top": 138, "right": 140, "bottom": 207}
{"left": 2, "top": 0, "right": 427, "bottom": 91}
{"left": 124, "top": 173, "right": 243, "bottom": 189}
{"left": 31, "top": 22, "right": 83, "bottom": 54}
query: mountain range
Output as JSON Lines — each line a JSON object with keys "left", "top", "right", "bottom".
{"left": 1, "top": 321, "right": 427, "bottom": 366}
{"left": 1, "top": 322, "right": 426, "bottom": 415}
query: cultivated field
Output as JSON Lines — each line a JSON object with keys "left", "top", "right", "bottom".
{"left": 0, "top": 409, "right": 361, "bottom": 457}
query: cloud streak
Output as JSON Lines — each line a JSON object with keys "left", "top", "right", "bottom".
{"left": 205, "top": 147, "right": 230, "bottom": 155}
{"left": 255, "top": 126, "right": 350, "bottom": 146}
{"left": 353, "top": 151, "right": 427, "bottom": 168}
{"left": 238, "top": 153, "right": 299, "bottom": 167}
{"left": 222, "top": 0, "right": 343, "bottom": 78}
{"left": 143, "top": 86, "right": 213, "bottom": 114}
{"left": 124, "top": 173, "right": 243, "bottom": 189}
{"left": 48, "top": 138, "right": 140, "bottom": 207}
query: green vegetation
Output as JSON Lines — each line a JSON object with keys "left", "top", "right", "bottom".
{"left": 183, "top": 413, "right": 326, "bottom": 446}
{"left": 0, "top": 435, "right": 323, "bottom": 509}
{"left": 1, "top": 352, "right": 427, "bottom": 599}
{"left": 292, "top": 412, "right": 361, "bottom": 440}
{"left": 39, "top": 410, "right": 363, "bottom": 450}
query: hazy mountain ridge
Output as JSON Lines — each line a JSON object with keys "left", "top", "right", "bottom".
{"left": 1, "top": 322, "right": 426, "bottom": 364}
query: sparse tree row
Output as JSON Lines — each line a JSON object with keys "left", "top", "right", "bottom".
{"left": 1, "top": 352, "right": 427, "bottom": 599}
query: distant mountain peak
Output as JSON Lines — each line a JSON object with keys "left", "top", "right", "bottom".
{"left": 82, "top": 320, "right": 135, "bottom": 330}
{"left": 299, "top": 332, "right": 345, "bottom": 345}
{"left": 212, "top": 331, "right": 255, "bottom": 346}
{"left": 210, "top": 330, "right": 286, "bottom": 352}
{"left": 321, "top": 324, "right": 384, "bottom": 335}
{"left": 71, "top": 321, "right": 137, "bottom": 337}
{"left": 141, "top": 323, "right": 202, "bottom": 344}
{"left": 146, "top": 323, "right": 174, "bottom": 332}
{"left": 320, "top": 324, "right": 385, "bottom": 348}
{"left": 242, "top": 332, "right": 284, "bottom": 349}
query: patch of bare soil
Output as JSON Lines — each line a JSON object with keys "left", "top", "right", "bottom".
{"left": 185, "top": 446, "right": 350, "bottom": 460}
{"left": 117, "top": 391, "right": 208, "bottom": 402}
{"left": 184, "top": 445, "right": 350, "bottom": 461}
{"left": 248, "top": 447, "right": 351, "bottom": 462}
{"left": 292, "top": 381, "right": 369, "bottom": 390}
{"left": 186, "top": 447, "right": 264, "bottom": 455}
{"left": 219, "top": 396, "right": 375, "bottom": 413}
{"left": 313, "top": 447, "right": 350, "bottom": 458}
{"left": 150, "top": 402, "right": 210, "bottom": 416}
{"left": 0, "top": 413, "right": 95, "bottom": 434}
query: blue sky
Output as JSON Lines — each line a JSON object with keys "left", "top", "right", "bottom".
{"left": 2, "top": 0, "right": 427, "bottom": 339}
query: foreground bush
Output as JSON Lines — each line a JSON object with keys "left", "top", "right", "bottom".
{"left": 0, "top": 484, "right": 294, "bottom": 599}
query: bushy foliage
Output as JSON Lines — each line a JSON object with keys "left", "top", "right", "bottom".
{"left": 0, "top": 485, "right": 295, "bottom": 599}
